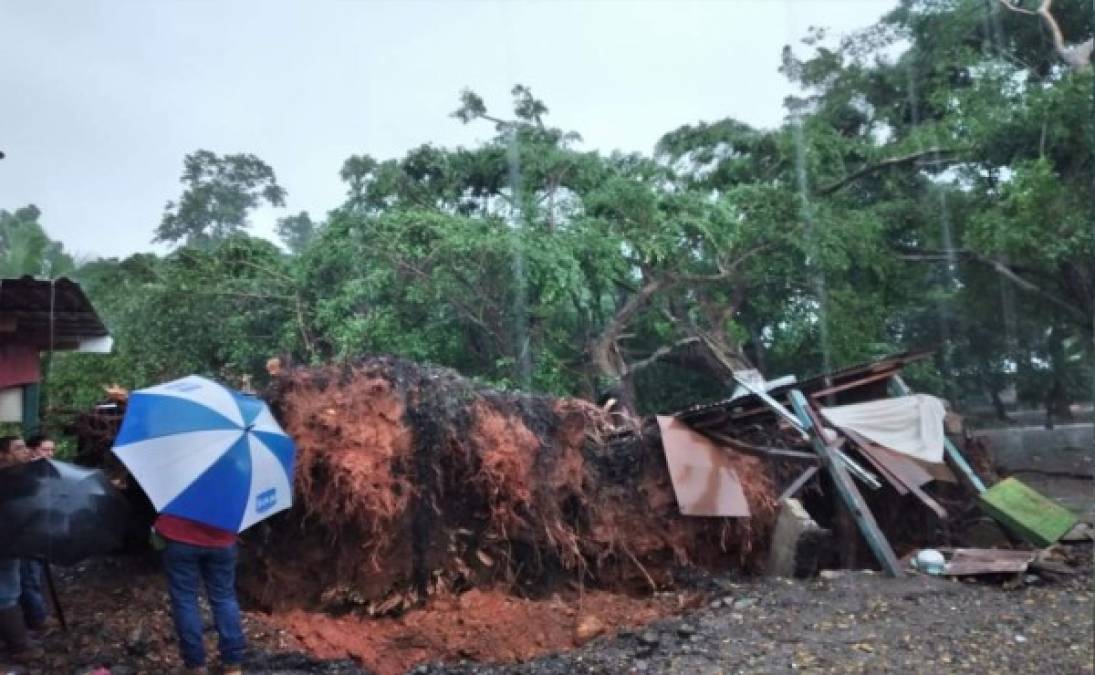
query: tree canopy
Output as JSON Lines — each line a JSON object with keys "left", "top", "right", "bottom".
{"left": 15, "top": 0, "right": 1093, "bottom": 426}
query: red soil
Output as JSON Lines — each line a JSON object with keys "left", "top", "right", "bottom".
{"left": 271, "top": 587, "right": 703, "bottom": 675}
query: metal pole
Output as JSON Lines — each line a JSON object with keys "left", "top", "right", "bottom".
{"left": 42, "top": 560, "right": 67, "bottom": 632}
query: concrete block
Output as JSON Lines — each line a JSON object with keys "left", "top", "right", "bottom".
{"left": 766, "top": 497, "right": 831, "bottom": 578}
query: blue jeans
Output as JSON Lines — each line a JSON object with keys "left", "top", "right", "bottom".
{"left": 18, "top": 560, "right": 47, "bottom": 628}
{"left": 162, "top": 541, "right": 246, "bottom": 668}
{"left": 0, "top": 558, "right": 19, "bottom": 610}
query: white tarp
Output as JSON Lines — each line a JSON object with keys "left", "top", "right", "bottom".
{"left": 820, "top": 394, "right": 947, "bottom": 464}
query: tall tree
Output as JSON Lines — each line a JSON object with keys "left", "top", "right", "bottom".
{"left": 0, "top": 205, "right": 77, "bottom": 278}
{"left": 276, "top": 211, "right": 318, "bottom": 254}
{"left": 780, "top": 0, "right": 1094, "bottom": 412}
{"left": 156, "top": 151, "right": 287, "bottom": 245}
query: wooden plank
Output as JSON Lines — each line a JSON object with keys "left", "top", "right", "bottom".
{"left": 888, "top": 376, "right": 986, "bottom": 493}
{"left": 778, "top": 465, "right": 820, "bottom": 501}
{"left": 841, "top": 428, "right": 950, "bottom": 520}
{"left": 914, "top": 458, "right": 957, "bottom": 484}
{"left": 897, "top": 476, "right": 948, "bottom": 520}
{"left": 700, "top": 431, "right": 819, "bottom": 462}
{"left": 843, "top": 429, "right": 934, "bottom": 488}
{"left": 942, "top": 548, "right": 1035, "bottom": 576}
{"left": 729, "top": 371, "right": 807, "bottom": 433}
{"left": 808, "top": 369, "right": 898, "bottom": 401}
{"left": 978, "top": 477, "right": 1078, "bottom": 548}
{"left": 720, "top": 377, "right": 883, "bottom": 489}
{"left": 852, "top": 441, "right": 910, "bottom": 495}
{"left": 789, "top": 390, "right": 903, "bottom": 577}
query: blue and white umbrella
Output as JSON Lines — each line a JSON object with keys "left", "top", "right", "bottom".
{"left": 111, "top": 375, "right": 295, "bottom": 533}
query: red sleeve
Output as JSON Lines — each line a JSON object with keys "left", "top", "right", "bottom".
{"left": 155, "top": 514, "right": 238, "bottom": 548}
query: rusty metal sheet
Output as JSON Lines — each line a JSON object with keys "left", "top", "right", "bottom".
{"left": 843, "top": 428, "right": 949, "bottom": 519}
{"left": 853, "top": 440, "right": 910, "bottom": 495}
{"left": 843, "top": 428, "right": 934, "bottom": 488}
{"left": 915, "top": 457, "right": 958, "bottom": 484}
{"left": 656, "top": 416, "right": 750, "bottom": 518}
{"left": 942, "top": 548, "right": 1035, "bottom": 576}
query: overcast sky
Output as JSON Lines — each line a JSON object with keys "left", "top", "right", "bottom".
{"left": 1, "top": 0, "right": 895, "bottom": 260}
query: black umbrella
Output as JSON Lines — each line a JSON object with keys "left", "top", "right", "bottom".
{"left": 0, "top": 459, "right": 131, "bottom": 566}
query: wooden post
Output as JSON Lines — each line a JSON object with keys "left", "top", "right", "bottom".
{"left": 888, "top": 375, "right": 986, "bottom": 493}
{"left": 21, "top": 382, "right": 40, "bottom": 437}
{"left": 789, "top": 390, "right": 903, "bottom": 577}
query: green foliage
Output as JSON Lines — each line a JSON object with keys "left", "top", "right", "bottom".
{"left": 0, "top": 206, "right": 77, "bottom": 278}
{"left": 276, "top": 211, "right": 318, "bottom": 254}
{"left": 156, "top": 151, "right": 287, "bottom": 245}
{"left": 22, "top": 3, "right": 1095, "bottom": 422}
{"left": 48, "top": 237, "right": 299, "bottom": 409}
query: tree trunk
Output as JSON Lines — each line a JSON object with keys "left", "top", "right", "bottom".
{"left": 989, "top": 388, "right": 1012, "bottom": 423}
{"left": 1044, "top": 379, "right": 1073, "bottom": 429}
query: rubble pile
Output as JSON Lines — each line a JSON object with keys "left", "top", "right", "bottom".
{"left": 242, "top": 356, "right": 778, "bottom": 614}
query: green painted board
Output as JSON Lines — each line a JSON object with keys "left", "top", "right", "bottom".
{"left": 978, "top": 477, "right": 1078, "bottom": 548}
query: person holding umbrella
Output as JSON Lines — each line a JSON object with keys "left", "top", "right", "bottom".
{"left": 112, "top": 376, "right": 296, "bottom": 675}
{"left": 0, "top": 436, "right": 44, "bottom": 663}
{"left": 153, "top": 514, "right": 245, "bottom": 674}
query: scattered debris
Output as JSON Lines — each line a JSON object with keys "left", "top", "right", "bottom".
{"left": 57, "top": 350, "right": 1092, "bottom": 675}
{"left": 979, "top": 477, "right": 1079, "bottom": 548}
{"left": 913, "top": 549, "right": 945, "bottom": 575}
{"left": 940, "top": 549, "right": 1037, "bottom": 576}
{"left": 656, "top": 415, "right": 750, "bottom": 517}
{"left": 1061, "top": 522, "right": 1093, "bottom": 542}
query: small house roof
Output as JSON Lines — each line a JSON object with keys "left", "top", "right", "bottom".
{"left": 0, "top": 276, "right": 110, "bottom": 351}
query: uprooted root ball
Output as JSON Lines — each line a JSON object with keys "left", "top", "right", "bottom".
{"left": 242, "top": 356, "right": 777, "bottom": 613}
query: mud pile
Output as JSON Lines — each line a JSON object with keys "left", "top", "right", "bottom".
{"left": 243, "top": 356, "right": 777, "bottom": 614}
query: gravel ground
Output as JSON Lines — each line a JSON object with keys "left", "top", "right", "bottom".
{"left": 418, "top": 558, "right": 1093, "bottom": 675}
{"left": 8, "top": 546, "right": 1090, "bottom": 674}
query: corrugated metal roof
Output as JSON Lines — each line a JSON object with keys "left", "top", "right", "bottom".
{"left": 675, "top": 350, "right": 934, "bottom": 431}
{"left": 0, "top": 276, "right": 109, "bottom": 349}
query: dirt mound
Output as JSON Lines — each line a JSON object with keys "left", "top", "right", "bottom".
{"left": 273, "top": 587, "right": 703, "bottom": 675}
{"left": 243, "top": 356, "right": 777, "bottom": 614}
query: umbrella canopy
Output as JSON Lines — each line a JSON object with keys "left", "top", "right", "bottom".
{"left": 0, "top": 459, "right": 132, "bottom": 566}
{"left": 110, "top": 375, "right": 296, "bottom": 533}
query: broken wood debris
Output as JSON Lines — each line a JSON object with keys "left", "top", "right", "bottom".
{"left": 789, "top": 389, "right": 903, "bottom": 577}
{"left": 978, "top": 477, "right": 1079, "bottom": 548}
{"left": 941, "top": 548, "right": 1036, "bottom": 576}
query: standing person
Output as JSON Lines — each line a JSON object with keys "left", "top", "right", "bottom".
{"left": 0, "top": 437, "right": 42, "bottom": 662}
{"left": 154, "top": 513, "right": 246, "bottom": 675}
{"left": 17, "top": 560, "right": 47, "bottom": 636}
{"left": 15, "top": 436, "right": 52, "bottom": 633}
{"left": 0, "top": 436, "right": 29, "bottom": 469}
{"left": 25, "top": 435, "right": 55, "bottom": 460}
{"left": 18, "top": 434, "right": 50, "bottom": 633}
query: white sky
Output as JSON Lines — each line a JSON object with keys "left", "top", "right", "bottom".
{"left": 0, "top": 0, "right": 895, "bottom": 259}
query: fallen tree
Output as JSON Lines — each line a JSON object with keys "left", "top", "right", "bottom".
{"left": 242, "top": 355, "right": 778, "bottom": 614}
